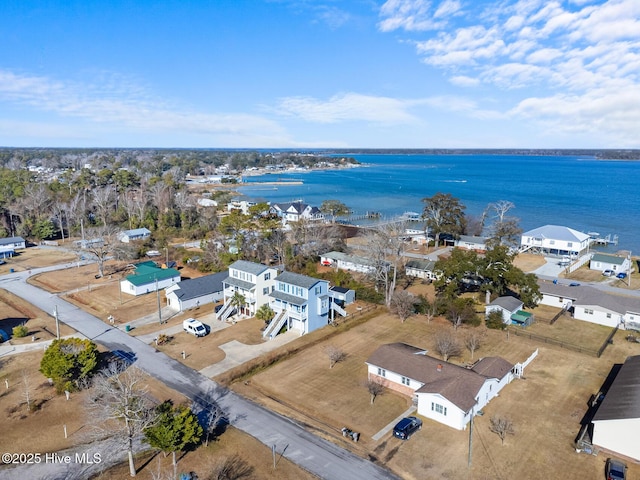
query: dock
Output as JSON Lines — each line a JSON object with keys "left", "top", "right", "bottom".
{"left": 589, "top": 233, "right": 619, "bottom": 246}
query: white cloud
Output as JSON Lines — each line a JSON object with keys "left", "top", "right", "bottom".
{"left": 274, "top": 92, "right": 422, "bottom": 124}
{"left": 378, "top": 0, "right": 444, "bottom": 32}
{"left": 433, "top": 0, "right": 462, "bottom": 19}
{"left": 449, "top": 75, "right": 480, "bottom": 87}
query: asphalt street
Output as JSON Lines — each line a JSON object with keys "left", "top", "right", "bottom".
{"left": 0, "top": 268, "right": 399, "bottom": 480}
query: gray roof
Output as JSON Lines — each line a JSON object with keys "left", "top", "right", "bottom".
{"left": 405, "top": 259, "right": 436, "bottom": 271}
{"left": 593, "top": 355, "right": 640, "bottom": 421}
{"left": 122, "top": 228, "right": 151, "bottom": 236}
{"left": 538, "top": 280, "right": 640, "bottom": 315}
{"left": 229, "top": 260, "right": 270, "bottom": 276}
{"left": 591, "top": 253, "right": 626, "bottom": 266}
{"left": 269, "top": 290, "right": 306, "bottom": 306}
{"left": 457, "top": 235, "right": 488, "bottom": 244}
{"left": 224, "top": 277, "right": 255, "bottom": 291}
{"left": 170, "top": 272, "right": 227, "bottom": 301}
{"left": 276, "top": 271, "right": 324, "bottom": 289}
{"left": 522, "top": 225, "right": 590, "bottom": 242}
{"left": 0, "top": 236, "right": 25, "bottom": 246}
{"left": 366, "top": 343, "right": 513, "bottom": 413}
{"left": 489, "top": 296, "right": 524, "bottom": 312}
{"left": 323, "top": 251, "right": 381, "bottom": 267}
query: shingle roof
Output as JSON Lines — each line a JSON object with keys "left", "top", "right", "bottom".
{"left": 591, "top": 253, "right": 626, "bottom": 266}
{"left": 366, "top": 343, "right": 513, "bottom": 412}
{"left": 229, "top": 260, "right": 270, "bottom": 276}
{"left": 276, "top": 271, "right": 324, "bottom": 289}
{"left": 489, "top": 296, "right": 524, "bottom": 312}
{"left": 405, "top": 259, "right": 436, "bottom": 271}
{"left": 593, "top": 355, "right": 640, "bottom": 421}
{"left": 538, "top": 280, "right": 640, "bottom": 315}
{"left": 0, "top": 236, "right": 25, "bottom": 246}
{"left": 323, "top": 251, "right": 382, "bottom": 267}
{"left": 170, "top": 272, "right": 227, "bottom": 301}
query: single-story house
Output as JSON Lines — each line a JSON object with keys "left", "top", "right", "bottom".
{"left": 118, "top": 228, "right": 151, "bottom": 243}
{"left": 320, "top": 251, "right": 388, "bottom": 275}
{"left": 520, "top": 225, "right": 591, "bottom": 257}
{"left": 591, "top": 355, "right": 640, "bottom": 461}
{"left": 405, "top": 259, "right": 437, "bottom": 280}
{"left": 366, "top": 343, "right": 515, "bottom": 430}
{"left": 120, "top": 261, "right": 180, "bottom": 296}
{"left": 537, "top": 280, "right": 640, "bottom": 330}
{"left": 0, "top": 236, "right": 26, "bottom": 250}
{"left": 485, "top": 296, "right": 531, "bottom": 326}
{"left": 455, "top": 235, "right": 488, "bottom": 252}
{"left": 589, "top": 253, "right": 631, "bottom": 274}
{"left": 165, "top": 272, "right": 227, "bottom": 312}
{"left": 0, "top": 246, "right": 15, "bottom": 259}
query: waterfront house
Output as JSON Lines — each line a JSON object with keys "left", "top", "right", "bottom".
{"left": 455, "top": 235, "right": 488, "bottom": 252}
{"left": 118, "top": 228, "right": 151, "bottom": 243}
{"left": 320, "top": 251, "right": 388, "bottom": 275}
{"left": 218, "top": 260, "right": 278, "bottom": 321}
{"left": 520, "top": 225, "right": 591, "bottom": 257}
{"left": 165, "top": 271, "right": 227, "bottom": 312}
{"left": 591, "top": 355, "right": 640, "bottom": 462}
{"left": 589, "top": 253, "right": 631, "bottom": 274}
{"left": 264, "top": 271, "right": 330, "bottom": 340}
{"left": 120, "top": 261, "right": 180, "bottom": 296}
{"left": 365, "top": 343, "right": 515, "bottom": 430}
{"left": 226, "top": 196, "right": 266, "bottom": 215}
{"left": 271, "top": 201, "right": 324, "bottom": 224}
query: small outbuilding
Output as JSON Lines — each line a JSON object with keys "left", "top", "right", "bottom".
{"left": 485, "top": 296, "right": 524, "bottom": 325}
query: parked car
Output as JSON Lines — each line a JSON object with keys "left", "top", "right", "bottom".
{"left": 603, "top": 269, "right": 615, "bottom": 277}
{"left": 605, "top": 458, "right": 627, "bottom": 480}
{"left": 183, "top": 318, "right": 208, "bottom": 337}
{"left": 616, "top": 272, "right": 628, "bottom": 279}
{"left": 393, "top": 416, "right": 422, "bottom": 440}
{"left": 569, "top": 282, "right": 581, "bottom": 287}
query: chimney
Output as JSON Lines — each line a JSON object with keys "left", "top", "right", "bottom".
{"left": 437, "top": 364, "right": 443, "bottom": 372}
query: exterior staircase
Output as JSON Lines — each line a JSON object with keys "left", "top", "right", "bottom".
{"left": 216, "top": 301, "right": 235, "bottom": 322}
{"left": 263, "top": 310, "right": 288, "bottom": 340}
{"left": 331, "top": 302, "right": 347, "bottom": 317}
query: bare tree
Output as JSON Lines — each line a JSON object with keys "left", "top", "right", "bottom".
{"left": 22, "top": 369, "right": 33, "bottom": 412}
{"left": 206, "top": 454, "right": 254, "bottom": 480}
{"left": 324, "top": 345, "right": 347, "bottom": 369}
{"left": 80, "top": 226, "right": 127, "bottom": 277}
{"left": 464, "top": 330, "right": 484, "bottom": 360}
{"left": 365, "top": 378, "right": 385, "bottom": 405}
{"left": 434, "top": 330, "right": 462, "bottom": 362}
{"left": 490, "top": 200, "right": 515, "bottom": 223}
{"left": 489, "top": 415, "right": 515, "bottom": 445}
{"left": 91, "top": 186, "right": 115, "bottom": 227}
{"left": 85, "top": 362, "right": 158, "bottom": 477}
{"left": 390, "top": 289, "right": 418, "bottom": 322}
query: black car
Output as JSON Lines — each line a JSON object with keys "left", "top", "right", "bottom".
{"left": 606, "top": 458, "right": 626, "bottom": 480}
{"left": 393, "top": 416, "right": 422, "bottom": 440}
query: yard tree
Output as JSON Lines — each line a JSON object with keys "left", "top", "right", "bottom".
{"left": 389, "top": 289, "right": 418, "bottom": 322}
{"left": 229, "top": 291, "right": 246, "bottom": 319}
{"left": 319, "top": 199, "right": 350, "bottom": 222}
{"left": 485, "top": 200, "right": 522, "bottom": 248}
{"left": 85, "top": 362, "right": 158, "bottom": 477}
{"left": 255, "top": 304, "right": 275, "bottom": 325}
{"left": 144, "top": 400, "right": 203, "bottom": 478}
{"left": 421, "top": 192, "right": 466, "bottom": 247}
{"left": 489, "top": 415, "right": 515, "bottom": 445}
{"left": 365, "top": 378, "right": 385, "bottom": 405}
{"left": 40, "top": 338, "right": 99, "bottom": 393}
{"left": 80, "top": 225, "right": 127, "bottom": 278}
{"left": 480, "top": 245, "right": 540, "bottom": 307}
{"left": 464, "top": 330, "right": 484, "bottom": 360}
{"left": 324, "top": 345, "right": 347, "bottom": 369}
{"left": 486, "top": 310, "right": 506, "bottom": 330}
{"left": 434, "top": 330, "right": 462, "bottom": 362}
{"left": 433, "top": 248, "right": 479, "bottom": 298}
{"left": 446, "top": 297, "right": 480, "bottom": 329}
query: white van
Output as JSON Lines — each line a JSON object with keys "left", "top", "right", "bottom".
{"left": 183, "top": 318, "right": 208, "bottom": 337}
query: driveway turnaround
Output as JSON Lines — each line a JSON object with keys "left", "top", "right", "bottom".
{"left": 0, "top": 271, "right": 399, "bottom": 480}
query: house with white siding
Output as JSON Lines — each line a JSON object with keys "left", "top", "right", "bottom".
{"left": 485, "top": 296, "right": 525, "bottom": 325}
{"left": 320, "top": 251, "right": 388, "bottom": 275}
{"left": 0, "top": 236, "right": 26, "bottom": 250}
{"left": 165, "top": 272, "right": 227, "bottom": 312}
{"left": 455, "top": 235, "right": 488, "bottom": 252}
{"left": 218, "top": 260, "right": 278, "bottom": 321}
{"left": 118, "top": 228, "right": 151, "bottom": 243}
{"left": 271, "top": 201, "right": 324, "bottom": 224}
{"left": 591, "top": 355, "right": 640, "bottom": 462}
{"left": 263, "top": 271, "right": 330, "bottom": 340}
{"left": 366, "top": 343, "right": 515, "bottom": 430}
{"left": 520, "top": 225, "right": 591, "bottom": 257}
{"left": 120, "top": 261, "right": 180, "bottom": 296}
{"left": 405, "top": 259, "right": 437, "bottom": 280}
{"left": 589, "top": 253, "right": 631, "bottom": 274}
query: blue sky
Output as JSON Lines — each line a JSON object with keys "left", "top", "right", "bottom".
{"left": 0, "top": 0, "right": 638, "bottom": 148}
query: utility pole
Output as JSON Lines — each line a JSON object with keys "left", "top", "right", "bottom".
{"left": 53, "top": 305, "right": 60, "bottom": 340}
{"left": 468, "top": 407, "right": 474, "bottom": 468}
{"left": 156, "top": 277, "right": 162, "bottom": 324}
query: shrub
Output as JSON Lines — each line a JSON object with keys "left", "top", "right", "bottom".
{"left": 12, "top": 324, "right": 29, "bottom": 338}
{"left": 486, "top": 311, "right": 506, "bottom": 330}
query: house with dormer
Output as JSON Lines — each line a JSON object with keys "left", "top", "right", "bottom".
{"left": 271, "top": 201, "right": 324, "bottom": 224}
{"left": 366, "top": 343, "right": 515, "bottom": 430}
{"left": 217, "top": 260, "right": 278, "bottom": 321}
{"left": 263, "top": 271, "right": 330, "bottom": 340}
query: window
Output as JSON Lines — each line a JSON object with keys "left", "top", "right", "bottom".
{"left": 567, "top": 242, "right": 573, "bottom": 248}
{"left": 263, "top": 287, "right": 269, "bottom": 295}
{"left": 401, "top": 376, "right": 410, "bottom": 386}
{"left": 431, "top": 402, "right": 447, "bottom": 416}
{"left": 606, "top": 313, "right": 612, "bottom": 319}
{"left": 264, "top": 273, "right": 270, "bottom": 280}
{"left": 585, "top": 308, "right": 594, "bottom": 315}
{"left": 315, "top": 286, "right": 321, "bottom": 295}
{"left": 377, "top": 368, "right": 386, "bottom": 377}
{"left": 549, "top": 240, "right": 555, "bottom": 245}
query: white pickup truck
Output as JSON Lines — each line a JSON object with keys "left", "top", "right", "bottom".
{"left": 183, "top": 318, "right": 208, "bottom": 337}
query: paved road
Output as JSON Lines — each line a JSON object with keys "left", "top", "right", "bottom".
{"left": 0, "top": 270, "right": 399, "bottom": 480}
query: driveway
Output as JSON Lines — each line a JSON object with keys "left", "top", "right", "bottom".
{"left": 0, "top": 269, "right": 399, "bottom": 480}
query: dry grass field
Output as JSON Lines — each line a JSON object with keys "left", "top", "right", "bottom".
{"left": 0, "top": 247, "right": 78, "bottom": 275}
{"left": 231, "top": 310, "right": 640, "bottom": 480}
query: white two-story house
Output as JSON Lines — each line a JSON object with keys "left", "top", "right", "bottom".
{"left": 218, "top": 260, "right": 278, "bottom": 321}
{"left": 271, "top": 201, "right": 324, "bottom": 225}
{"left": 263, "top": 271, "right": 330, "bottom": 340}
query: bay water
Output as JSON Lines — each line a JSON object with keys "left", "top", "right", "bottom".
{"left": 239, "top": 154, "right": 639, "bottom": 254}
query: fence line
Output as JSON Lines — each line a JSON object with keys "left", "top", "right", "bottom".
{"left": 507, "top": 327, "right": 600, "bottom": 357}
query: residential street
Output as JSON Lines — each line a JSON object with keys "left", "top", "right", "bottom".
{"left": 0, "top": 268, "right": 399, "bottom": 480}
